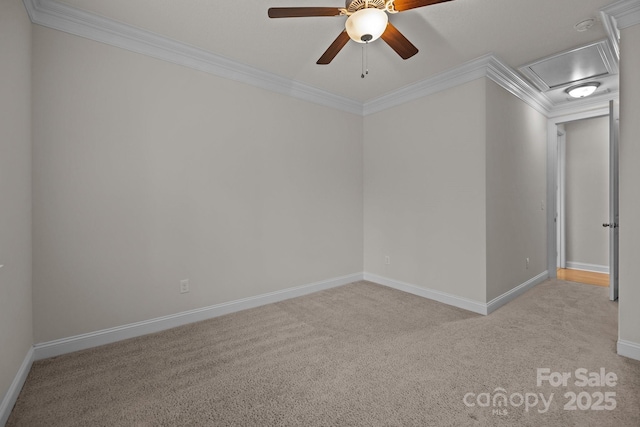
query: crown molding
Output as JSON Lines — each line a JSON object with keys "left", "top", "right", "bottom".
{"left": 22, "top": 0, "right": 364, "bottom": 116}
{"left": 23, "top": 0, "right": 615, "bottom": 119}
{"left": 364, "top": 54, "right": 552, "bottom": 116}
{"left": 602, "top": 0, "right": 640, "bottom": 30}
{"left": 600, "top": 12, "right": 622, "bottom": 60}
{"left": 484, "top": 55, "right": 554, "bottom": 114}
{"left": 546, "top": 90, "right": 618, "bottom": 119}
{"left": 600, "top": 0, "right": 640, "bottom": 60}
{"left": 363, "top": 55, "right": 491, "bottom": 115}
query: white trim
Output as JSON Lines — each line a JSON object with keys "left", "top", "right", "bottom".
{"left": 600, "top": 12, "right": 621, "bottom": 60}
{"left": 600, "top": 1, "right": 640, "bottom": 60}
{"left": 363, "top": 54, "right": 489, "bottom": 115}
{"left": 602, "top": 0, "right": 640, "bottom": 30}
{"left": 485, "top": 56, "right": 553, "bottom": 114}
{"left": 557, "top": 125, "right": 566, "bottom": 268}
{"left": 33, "top": 273, "right": 363, "bottom": 360}
{"left": 22, "top": 0, "right": 620, "bottom": 119}
{"left": 21, "top": 0, "right": 363, "bottom": 116}
{"left": 32, "top": 270, "right": 550, "bottom": 360}
{"left": 363, "top": 55, "right": 552, "bottom": 116}
{"left": 549, "top": 107, "right": 611, "bottom": 125}
{"left": 364, "top": 272, "right": 548, "bottom": 315}
{"left": 617, "top": 339, "right": 640, "bottom": 361}
{"left": 364, "top": 272, "right": 547, "bottom": 315}
{"left": 0, "top": 348, "right": 34, "bottom": 427}
{"left": 363, "top": 272, "right": 488, "bottom": 314}
{"left": 20, "top": 0, "right": 557, "bottom": 118}
{"left": 546, "top": 107, "right": 612, "bottom": 278}
{"left": 547, "top": 94, "right": 618, "bottom": 119}
{"left": 486, "top": 271, "right": 549, "bottom": 314}
{"left": 547, "top": 119, "right": 559, "bottom": 279}
{"left": 565, "top": 262, "right": 610, "bottom": 274}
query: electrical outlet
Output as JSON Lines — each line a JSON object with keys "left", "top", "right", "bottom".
{"left": 180, "top": 279, "right": 190, "bottom": 294}
{"left": 526, "top": 258, "right": 530, "bottom": 270}
{"left": 384, "top": 256, "right": 391, "bottom": 265}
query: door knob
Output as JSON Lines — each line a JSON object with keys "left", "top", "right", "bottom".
{"left": 603, "top": 223, "right": 610, "bottom": 227}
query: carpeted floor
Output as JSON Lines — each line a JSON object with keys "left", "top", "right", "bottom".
{"left": 7, "top": 279, "right": 640, "bottom": 426}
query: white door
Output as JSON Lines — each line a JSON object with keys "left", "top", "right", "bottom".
{"left": 608, "top": 100, "right": 619, "bottom": 301}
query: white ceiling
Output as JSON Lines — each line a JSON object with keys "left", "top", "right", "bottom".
{"left": 55, "top": 0, "right": 619, "bottom": 103}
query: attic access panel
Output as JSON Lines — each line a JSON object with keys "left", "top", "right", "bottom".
{"left": 518, "top": 40, "right": 618, "bottom": 92}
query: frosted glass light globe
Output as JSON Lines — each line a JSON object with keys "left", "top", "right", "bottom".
{"left": 345, "top": 8, "right": 388, "bottom": 43}
{"left": 567, "top": 83, "right": 599, "bottom": 98}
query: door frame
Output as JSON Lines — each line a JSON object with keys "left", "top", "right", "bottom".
{"left": 556, "top": 125, "right": 566, "bottom": 269}
{"left": 609, "top": 100, "right": 620, "bottom": 301}
{"left": 546, "top": 106, "right": 611, "bottom": 280}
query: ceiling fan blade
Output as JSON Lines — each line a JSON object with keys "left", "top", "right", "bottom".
{"left": 317, "top": 31, "right": 351, "bottom": 64}
{"left": 392, "top": 0, "right": 453, "bottom": 12}
{"left": 381, "top": 23, "right": 419, "bottom": 60}
{"left": 268, "top": 7, "right": 343, "bottom": 18}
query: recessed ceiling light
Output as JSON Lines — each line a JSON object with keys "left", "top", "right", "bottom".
{"left": 566, "top": 82, "right": 600, "bottom": 98}
{"left": 574, "top": 19, "right": 595, "bottom": 32}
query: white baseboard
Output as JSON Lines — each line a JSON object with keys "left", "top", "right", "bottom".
{"left": 566, "top": 261, "right": 610, "bottom": 274}
{"left": 33, "top": 273, "right": 364, "bottom": 360}
{"left": 0, "top": 347, "right": 34, "bottom": 427}
{"left": 0, "top": 270, "right": 552, "bottom": 423}
{"left": 30, "top": 270, "right": 551, "bottom": 360}
{"left": 364, "top": 271, "right": 548, "bottom": 316}
{"left": 617, "top": 339, "right": 640, "bottom": 361}
{"left": 363, "top": 272, "right": 488, "bottom": 315}
{"left": 486, "top": 271, "right": 549, "bottom": 314}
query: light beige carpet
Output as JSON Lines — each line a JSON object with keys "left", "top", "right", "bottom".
{"left": 7, "top": 280, "right": 640, "bottom": 426}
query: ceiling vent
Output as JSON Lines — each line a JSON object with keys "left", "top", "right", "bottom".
{"left": 518, "top": 40, "right": 618, "bottom": 92}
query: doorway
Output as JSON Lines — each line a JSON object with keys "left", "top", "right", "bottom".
{"left": 557, "top": 115, "right": 609, "bottom": 286}
{"left": 547, "top": 103, "right": 619, "bottom": 300}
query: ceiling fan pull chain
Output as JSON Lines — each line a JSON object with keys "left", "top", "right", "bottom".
{"left": 361, "top": 42, "right": 369, "bottom": 79}
{"left": 361, "top": 43, "right": 365, "bottom": 78}
{"left": 365, "top": 41, "right": 369, "bottom": 76}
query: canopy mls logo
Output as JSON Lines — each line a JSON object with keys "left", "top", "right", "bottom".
{"left": 463, "top": 389, "right": 553, "bottom": 415}
{"left": 463, "top": 368, "right": 618, "bottom": 416}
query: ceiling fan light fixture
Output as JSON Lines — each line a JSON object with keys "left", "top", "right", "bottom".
{"left": 566, "top": 82, "right": 600, "bottom": 98}
{"left": 345, "top": 8, "right": 388, "bottom": 43}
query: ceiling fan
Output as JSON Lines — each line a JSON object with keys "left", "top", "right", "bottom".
{"left": 268, "top": 0, "right": 453, "bottom": 65}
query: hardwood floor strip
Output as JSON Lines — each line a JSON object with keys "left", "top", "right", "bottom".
{"left": 557, "top": 268, "right": 609, "bottom": 287}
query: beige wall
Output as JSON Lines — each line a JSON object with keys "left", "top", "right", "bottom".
{"left": 2, "top": 1, "right": 637, "bottom": 407}
{"left": 363, "top": 79, "right": 487, "bottom": 303}
{"left": 618, "top": 23, "right": 640, "bottom": 347}
{"left": 485, "top": 80, "right": 547, "bottom": 301}
{"left": 363, "top": 78, "right": 548, "bottom": 305}
{"left": 0, "top": 0, "right": 33, "bottom": 407}
{"left": 564, "top": 116, "right": 609, "bottom": 269}
{"left": 18, "top": 0, "right": 633, "bottom": 355}
{"left": 32, "top": 26, "right": 363, "bottom": 342}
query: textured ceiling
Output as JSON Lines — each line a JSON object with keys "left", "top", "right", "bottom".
{"left": 56, "top": 0, "right": 619, "bottom": 103}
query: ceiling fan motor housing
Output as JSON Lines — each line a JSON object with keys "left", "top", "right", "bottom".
{"left": 346, "top": 0, "right": 388, "bottom": 13}
{"left": 268, "top": 0, "right": 425, "bottom": 64}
